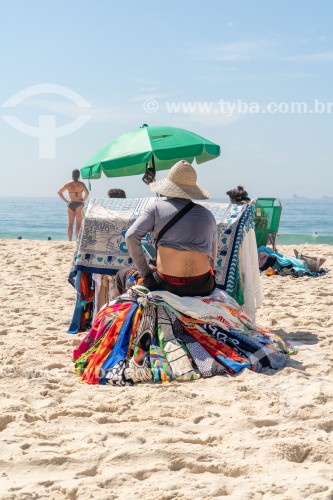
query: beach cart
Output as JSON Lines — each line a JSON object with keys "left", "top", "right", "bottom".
{"left": 254, "top": 198, "right": 282, "bottom": 251}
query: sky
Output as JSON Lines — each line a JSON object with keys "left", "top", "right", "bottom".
{"left": 0, "top": 0, "right": 332, "bottom": 199}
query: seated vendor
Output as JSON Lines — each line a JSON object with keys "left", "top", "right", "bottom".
{"left": 116, "top": 160, "right": 217, "bottom": 297}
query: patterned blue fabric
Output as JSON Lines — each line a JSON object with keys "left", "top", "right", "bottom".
{"left": 258, "top": 246, "right": 310, "bottom": 274}
{"left": 67, "top": 271, "right": 83, "bottom": 334}
{"left": 213, "top": 203, "right": 254, "bottom": 293}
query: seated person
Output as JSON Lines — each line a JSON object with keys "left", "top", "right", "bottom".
{"left": 108, "top": 188, "right": 126, "bottom": 198}
{"left": 226, "top": 185, "right": 250, "bottom": 204}
{"left": 115, "top": 160, "right": 217, "bottom": 297}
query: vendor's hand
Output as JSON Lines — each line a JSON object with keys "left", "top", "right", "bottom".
{"left": 149, "top": 264, "right": 157, "bottom": 272}
{"left": 128, "top": 269, "right": 140, "bottom": 279}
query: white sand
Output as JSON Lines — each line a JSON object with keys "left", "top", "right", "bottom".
{"left": 1, "top": 240, "right": 333, "bottom": 499}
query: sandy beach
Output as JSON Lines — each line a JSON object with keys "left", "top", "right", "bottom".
{"left": 1, "top": 240, "right": 332, "bottom": 499}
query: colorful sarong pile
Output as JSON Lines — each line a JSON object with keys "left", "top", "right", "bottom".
{"left": 73, "top": 287, "right": 295, "bottom": 386}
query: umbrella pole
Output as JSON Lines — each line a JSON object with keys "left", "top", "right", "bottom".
{"left": 142, "top": 154, "right": 156, "bottom": 185}
{"left": 88, "top": 166, "right": 92, "bottom": 191}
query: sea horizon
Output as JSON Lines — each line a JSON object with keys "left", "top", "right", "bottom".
{"left": 1, "top": 196, "right": 333, "bottom": 245}
{"left": 1, "top": 195, "right": 333, "bottom": 200}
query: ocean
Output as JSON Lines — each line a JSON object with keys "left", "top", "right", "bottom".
{"left": 0, "top": 197, "right": 333, "bottom": 245}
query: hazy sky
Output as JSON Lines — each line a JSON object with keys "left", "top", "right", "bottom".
{"left": 1, "top": 0, "right": 332, "bottom": 199}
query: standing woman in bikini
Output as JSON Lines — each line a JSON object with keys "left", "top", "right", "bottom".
{"left": 57, "top": 169, "right": 89, "bottom": 241}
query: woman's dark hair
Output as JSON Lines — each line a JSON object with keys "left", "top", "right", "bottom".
{"left": 72, "top": 169, "right": 80, "bottom": 181}
{"left": 107, "top": 188, "right": 126, "bottom": 198}
{"left": 226, "top": 185, "right": 250, "bottom": 203}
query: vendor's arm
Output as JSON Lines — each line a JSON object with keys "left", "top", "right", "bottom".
{"left": 125, "top": 207, "right": 155, "bottom": 277}
{"left": 210, "top": 225, "right": 217, "bottom": 270}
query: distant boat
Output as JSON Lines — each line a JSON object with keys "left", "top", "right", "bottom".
{"left": 293, "top": 194, "right": 307, "bottom": 199}
{"left": 322, "top": 195, "right": 333, "bottom": 199}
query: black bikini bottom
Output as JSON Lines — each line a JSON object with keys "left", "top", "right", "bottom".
{"left": 142, "top": 271, "right": 216, "bottom": 297}
{"left": 116, "top": 266, "right": 216, "bottom": 297}
{"left": 68, "top": 201, "right": 83, "bottom": 212}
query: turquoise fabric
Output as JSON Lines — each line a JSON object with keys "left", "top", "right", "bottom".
{"left": 258, "top": 246, "right": 310, "bottom": 273}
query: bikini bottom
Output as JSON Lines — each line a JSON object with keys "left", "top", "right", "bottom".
{"left": 116, "top": 266, "right": 216, "bottom": 297}
{"left": 68, "top": 201, "right": 84, "bottom": 212}
{"left": 142, "top": 271, "right": 216, "bottom": 297}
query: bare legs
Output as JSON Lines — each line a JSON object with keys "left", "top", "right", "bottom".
{"left": 67, "top": 207, "right": 75, "bottom": 241}
{"left": 75, "top": 206, "right": 83, "bottom": 239}
{"left": 67, "top": 206, "right": 83, "bottom": 241}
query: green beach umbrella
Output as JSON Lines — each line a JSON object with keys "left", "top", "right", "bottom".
{"left": 80, "top": 124, "right": 220, "bottom": 180}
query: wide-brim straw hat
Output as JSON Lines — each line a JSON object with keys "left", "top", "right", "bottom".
{"left": 149, "top": 160, "right": 211, "bottom": 200}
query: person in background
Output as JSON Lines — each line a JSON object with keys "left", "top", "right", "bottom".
{"left": 115, "top": 160, "right": 217, "bottom": 297}
{"left": 107, "top": 188, "right": 126, "bottom": 198}
{"left": 57, "top": 169, "right": 89, "bottom": 241}
{"left": 226, "top": 186, "right": 250, "bottom": 204}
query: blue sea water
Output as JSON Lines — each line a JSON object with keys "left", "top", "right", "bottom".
{"left": 0, "top": 197, "right": 68, "bottom": 241}
{"left": 0, "top": 197, "right": 333, "bottom": 244}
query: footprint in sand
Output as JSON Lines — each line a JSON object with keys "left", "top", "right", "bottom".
{"left": 75, "top": 466, "right": 98, "bottom": 478}
{"left": 43, "top": 363, "right": 66, "bottom": 370}
{"left": 132, "top": 468, "right": 161, "bottom": 481}
{"left": 0, "top": 415, "right": 16, "bottom": 431}
{"left": 277, "top": 442, "right": 312, "bottom": 463}
{"left": 20, "top": 443, "right": 31, "bottom": 450}
{"left": 252, "top": 419, "right": 279, "bottom": 428}
{"left": 169, "top": 457, "right": 247, "bottom": 477}
{"left": 318, "top": 421, "right": 333, "bottom": 433}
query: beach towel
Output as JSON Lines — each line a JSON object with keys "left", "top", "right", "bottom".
{"left": 258, "top": 246, "right": 310, "bottom": 274}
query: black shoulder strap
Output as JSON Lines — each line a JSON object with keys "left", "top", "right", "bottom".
{"left": 155, "top": 201, "right": 195, "bottom": 249}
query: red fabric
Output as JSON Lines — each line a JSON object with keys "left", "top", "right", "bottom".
{"left": 181, "top": 321, "right": 250, "bottom": 374}
{"left": 156, "top": 271, "right": 208, "bottom": 285}
{"left": 82, "top": 307, "right": 131, "bottom": 384}
{"left": 80, "top": 272, "right": 94, "bottom": 303}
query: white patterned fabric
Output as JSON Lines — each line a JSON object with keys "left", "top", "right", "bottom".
{"left": 156, "top": 306, "right": 199, "bottom": 381}
{"left": 239, "top": 229, "right": 263, "bottom": 321}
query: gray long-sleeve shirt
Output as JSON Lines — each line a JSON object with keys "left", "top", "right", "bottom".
{"left": 125, "top": 198, "right": 217, "bottom": 277}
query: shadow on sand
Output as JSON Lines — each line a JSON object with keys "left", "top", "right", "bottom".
{"left": 272, "top": 329, "right": 319, "bottom": 346}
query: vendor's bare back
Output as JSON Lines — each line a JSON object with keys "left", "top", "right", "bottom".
{"left": 157, "top": 247, "right": 211, "bottom": 277}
